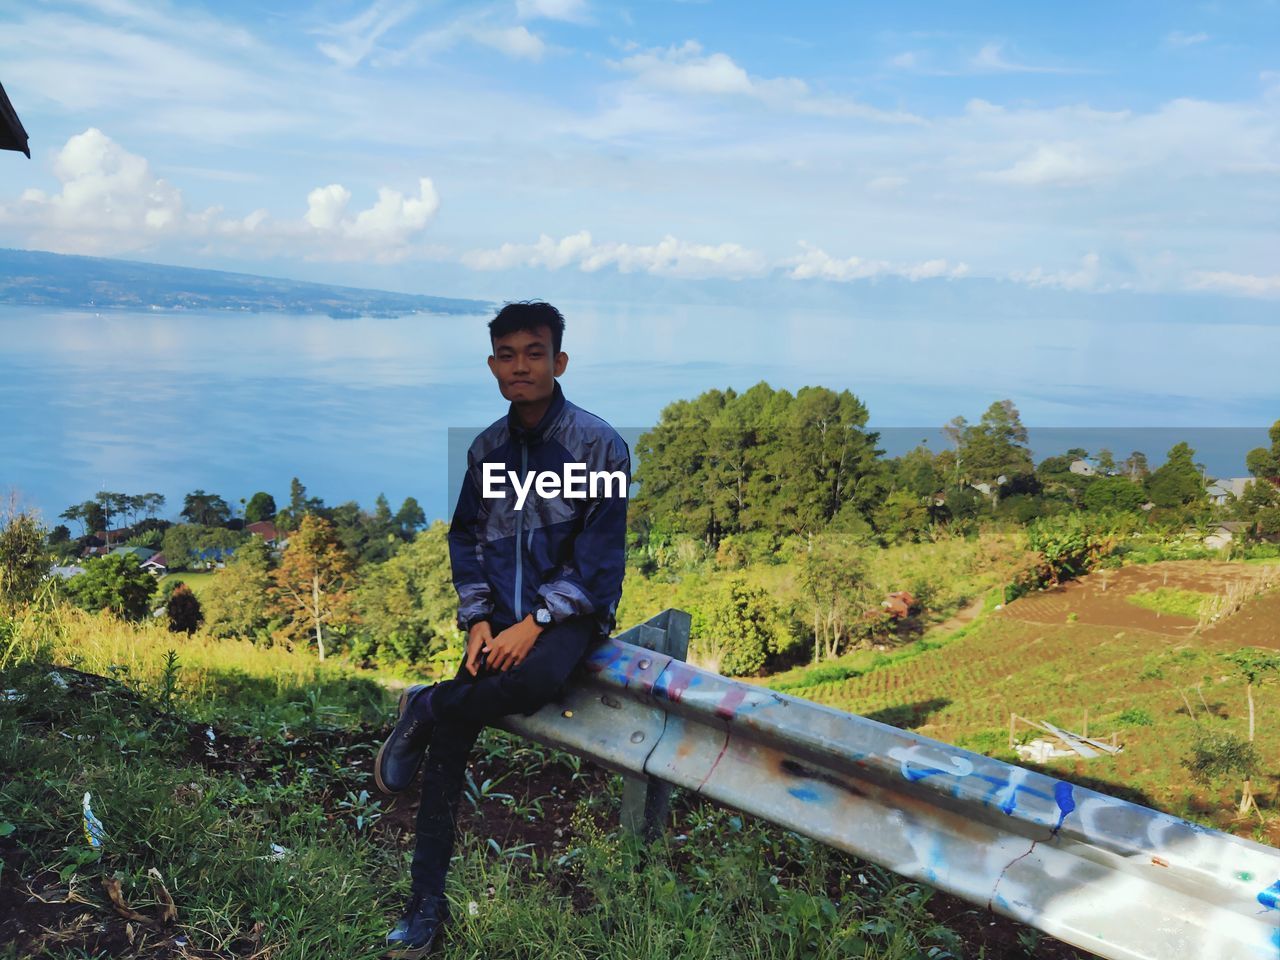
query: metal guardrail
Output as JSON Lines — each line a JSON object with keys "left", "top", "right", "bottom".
{"left": 496, "top": 609, "right": 1280, "bottom": 960}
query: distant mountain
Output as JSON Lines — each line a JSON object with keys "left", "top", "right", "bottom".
{"left": 0, "top": 248, "right": 491, "bottom": 317}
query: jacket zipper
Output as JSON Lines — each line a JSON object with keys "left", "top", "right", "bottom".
{"left": 513, "top": 440, "right": 527, "bottom": 620}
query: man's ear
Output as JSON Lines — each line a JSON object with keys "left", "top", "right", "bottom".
{"left": 554, "top": 351, "right": 569, "bottom": 377}
{"left": 487, "top": 354, "right": 499, "bottom": 379}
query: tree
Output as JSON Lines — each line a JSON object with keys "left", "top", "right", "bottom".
{"left": 1244, "top": 421, "right": 1280, "bottom": 481}
{"left": 698, "top": 578, "right": 788, "bottom": 676}
{"left": 181, "top": 490, "right": 232, "bottom": 527}
{"left": 1095, "top": 448, "right": 1117, "bottom": 475}
{"left": 1083, "top": 476, "right": 1147, "bottom": 513}
{"left": 60, "top": 500, "right": 107, "bottom": 539}
{"left": 64, "top": 553, "right": 157, "bottom": 621}
{"left": 354, "top": 522, "right": 459, "bottom": 665}
{"left": 167, "top": 584, "right": 204, "bottom": 635}
{"left": 892, "top": 445, "right": 945, "bottom": 499}
{"left": 0, "top": 506, "right": 49, "bottom": 611}
{"left": 201, "top": 538, "right": 273, "bottom": 639}
{"left": 798, "top": 534, "right": 867, "bottom": 661}
{"left": 956, "top": 400, "right": 1034, "bottom": 498}
{"left": 94, "top": 491, "right": 128, "bottom": 539}
{"left": 873, "top": 490, "right": 930, "bottom": 545}
{"left": 1220, "top": 649, "right": 1280, "bottom": 816}
{"left": 1121, "top": 451, "right": 1150, "bottom": 482}
{"left": 244, "top": 491, "right": 277, "bottom": 524}
{"left": 1146, "top": 442, "right": 1205, "bottom": 509}
{"left": 277, "top": 477, "right": 326, "bottom": 531}
{"left": 395, "top": 496, "right": 426, "bottom": 537}
{"left": 162, "top": 524, "right": 245, "bottom": 571}
{"left": 270, "top": 513, "right": 357, "bottom": 661}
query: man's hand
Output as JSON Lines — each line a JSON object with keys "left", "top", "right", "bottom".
{"left": 483, "top": 616, "right": 543, "bottom": 672}
{"left": 464, "top": 621, "right": 493, "bottom": 676}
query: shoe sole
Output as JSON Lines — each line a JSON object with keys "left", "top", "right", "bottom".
{"left": 374, "top": 687, "right": 412, "bottom": 796}
{"left": 384, "top": 926, "right": 445, "bottom": 958}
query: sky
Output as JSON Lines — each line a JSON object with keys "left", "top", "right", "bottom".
{"left": 1, "top": 0, "right": 1279, "bottom": 422}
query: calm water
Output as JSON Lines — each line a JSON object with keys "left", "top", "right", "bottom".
{"left": 1, "top": 302, "right": 1273, "bottom": 526}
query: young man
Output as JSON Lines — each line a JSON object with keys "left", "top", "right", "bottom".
{"left": 374, "top": 300, "right": 630, "bottom": 957}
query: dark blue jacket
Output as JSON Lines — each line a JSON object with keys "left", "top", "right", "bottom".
{"left": 449, "top": 380, "right": 630, "bottom": 638}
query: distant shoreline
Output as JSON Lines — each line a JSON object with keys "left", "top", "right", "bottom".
{"left": 0, "top": 246, "right": 493, "bottom": 318}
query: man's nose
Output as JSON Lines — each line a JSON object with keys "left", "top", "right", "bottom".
{"left": 512, "top": 353, "right": 530, "bottom": 372}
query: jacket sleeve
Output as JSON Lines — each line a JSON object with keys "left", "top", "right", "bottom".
{"left": 448, "top": 449, "right": 493, "bottom": 631}
{"left": 536, "top": 432, "right": 630, "bottom": 631}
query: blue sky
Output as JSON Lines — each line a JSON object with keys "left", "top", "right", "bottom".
{"left": 1, "top": 2, "right": 1278, "bottom": 384}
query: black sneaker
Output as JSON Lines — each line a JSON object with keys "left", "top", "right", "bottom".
{"left": 385, "top": 890, "right": 448, "bottom": 958}
{"left": 374, "top": 684, "right": 436, "bottom": 795}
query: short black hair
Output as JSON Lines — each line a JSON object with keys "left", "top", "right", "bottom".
{"left": 489, "top": 300, "right": 565, "bottom": 355}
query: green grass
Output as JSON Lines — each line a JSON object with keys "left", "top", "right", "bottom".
{"left": 1125, "top": 587, "right": 1212, "bottom": 620}
{"left": 160, "top": 570, "right": 218, "bottom": 598}
{"left": 0, "top": 609, "right": 1072, "bottom": 960}
{"left": 783, "top": 605, "right": 1280, "bottom": 837}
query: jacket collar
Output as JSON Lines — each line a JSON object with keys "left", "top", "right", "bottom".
{"left": 507, "top": 379, "right": 566, "bottom": 444}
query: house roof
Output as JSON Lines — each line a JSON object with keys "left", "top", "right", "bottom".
{"left": 246, "top": 520, "right": 279, "bottom": 540}
{"left": 1206, "top": 478, "right": 1253, "bottom": 498}
{"left": 195, "top": 546, "right": 236, "bottom": 561}
{"left": 111, "top": 546, "right": 157, "bottom": 560}
{"left": 140, "top": 552, "right": 168, "bottom": 568}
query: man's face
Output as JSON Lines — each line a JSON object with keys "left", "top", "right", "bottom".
{"left": 488, "top": 325, "right": 568, "bottom": 405}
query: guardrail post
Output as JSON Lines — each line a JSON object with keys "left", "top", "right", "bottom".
{"left": 614, "top": 608, "right": 690, "bottom": 841}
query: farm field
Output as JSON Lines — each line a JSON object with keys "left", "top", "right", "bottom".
{"left": 781, "top": 560, "right": 1280, "bottom": 842}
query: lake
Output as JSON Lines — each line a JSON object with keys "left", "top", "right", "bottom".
{"left": 0, "top": 302, "right": 1273, "bottom": 526}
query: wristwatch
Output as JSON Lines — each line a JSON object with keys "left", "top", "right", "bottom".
{"left": 533, "top": 606, "right": 553, "bottom": 626}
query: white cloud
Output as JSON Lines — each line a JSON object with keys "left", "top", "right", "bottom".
{"left": 785, "top": 243, "right": 968, "bottom": 282}
{"left": 0, "top": 129, "right": 440, "bottom": 261}
{"left": 314, "top": 1, "right": 416, "bottom": 68}
{"left": 889, "top": 51, "right": 917, "bottom": 69}
{"left": 1166, "top": 31, "right": 1209, "bottom": 48}
{"left": 1011, "top": 253, "right": 1101, "bottom": 291}
{"left": 305, "top": 184, "right": 352, "bottom": 230}
{"left": 614, "top": 40, "right": 919, "bottom": 123}
{"left": 516, "top": 0, "right": 588, "bottom": 22}
{"left": 1187, "top": 270, "right": 1280, "bottom": 297}
{"left": 473, "top": 25, "right": 546, "bottom": 60}
{"left": 303, "top": 178, "right": 440, "bottom": 247}
{"left": 866, "top": 175, "right": 908, "bottom": 193}
{"left": 462, "top": 230, "right": 769, "bottom": 278}
{"left": 983, "top": 144, "right": 1106, "bottom": 186}
{"left": 971, "top": 42, "right": 1082, "bottom": 75}
{"left": 2, "top": 128, "right": 188, "bottom": 253}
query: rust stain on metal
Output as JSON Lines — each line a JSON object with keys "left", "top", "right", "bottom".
{"left": 778, "top": 758, "right": 867, "bottom": 799}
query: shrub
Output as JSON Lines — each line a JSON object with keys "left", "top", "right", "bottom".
{"left": 1116, "top": 707, "right": 1154, "bottom": 726}
{"left": 166, "top": 584, "right": 203, "bottom": 635}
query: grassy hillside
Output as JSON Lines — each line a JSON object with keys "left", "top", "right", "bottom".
{"left": 1, "top": 603, "right": 1096, "bottom": 959}
{"left": 772, "top": 560, "right": 1280, "bottom": 842}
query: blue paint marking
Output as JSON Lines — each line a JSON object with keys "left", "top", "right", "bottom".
{"left": 1258, "top": 879, "right": 1280, "bottom": 910}
{"left": 1053, "top": 782, "right": 1076, "bottom": 833}
{"left": 903, "top": 766, "right": 940, "bottom": 783}
{"left": 999, "top": 791, "right": 1018, "bottom": 815}
{"left": 787, "top": 787, "right": 820, "bottom": 802}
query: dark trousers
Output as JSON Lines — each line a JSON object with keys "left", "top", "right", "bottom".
{"left": 409, "top": 615, "right": 598, "bottom": 896}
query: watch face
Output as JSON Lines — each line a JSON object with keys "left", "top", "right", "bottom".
{"left": 536, "top": 607, "right": 552, "bottom": 625}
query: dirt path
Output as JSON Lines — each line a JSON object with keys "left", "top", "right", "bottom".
{"left": 925, "top": 596, "right": 986, "bottom": 637}
{"left": 998, "top": 560, "right": 1280, "bottom": 646}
